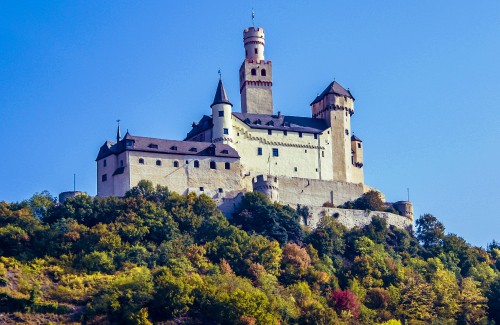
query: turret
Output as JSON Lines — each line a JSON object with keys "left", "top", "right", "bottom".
{"left": 239, "top": 27, "right": 274, "bottom": 115}
{"left": 211, "top": 78, "right": 234, "bottom": 146}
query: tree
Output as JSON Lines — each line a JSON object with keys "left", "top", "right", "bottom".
{"left": 459, "top": 277, "right": 487, "bottom": 325}
{"left": 329, "top": 289, "right": 360, "bottom": 318}
{"left": 415, "top": 214, "right": 445, "bottom": 257}
{"left": 487, "top": 277, "right": 500, "bottom": 324}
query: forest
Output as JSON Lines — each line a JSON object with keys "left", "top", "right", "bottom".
{"left": 0, "top": 180, "right": 499, "bottom": 324}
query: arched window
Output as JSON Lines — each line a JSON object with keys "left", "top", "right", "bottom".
{"left": 156, "top": 160, "right": 162, "bottom": 166}
{"left": 210, "top": 161, "right": 216, "bottom": 169}
{"left": 194, "top": 160, "right": 199, "bottom": 168}
{"left": 173, "top": 161, "right": 179, "bottom": 167}
{"left": 225, "top": 162, "right": 230, "bottom": 170}
{"left": 261, "top": 69, "right": 266, "bottom": 76}
{"left": 251, "top": 69, "right": 257, "bottom": 76}
{"left": 139, "top": 158, "right": 144, "bottom": 164}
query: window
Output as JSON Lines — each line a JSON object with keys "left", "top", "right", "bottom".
{"left": 102, "top": 174, "right": 107, "bottom": 182}
{"left": 268, "top": 129, "right": 272, "bottom": 135}
{"left": 170, "top": 146, "right": 178, "bottom": 151}
{"left": 283, "top": 130, "right": 287, "bottom": 136}
{"left": 194, "top": 160, "right": 199, "bottom": 168}
{"left": 314, "top": 134, "right": 318, "bottom": 139}
{"left": 294, "top": 167, "right": 298, "bottom": 172}
{"left": 225, "top": 162, "right": 230, "bottom": 170}
{"left": 299, "top": 132, "right": 303, "bottom": 138}
{"left": 223, "top": 128, "right": 229, "bottom": 135}
{"left": 357, "top": 143, "right": 362, "bottom": 148}
{"left": 221, "top": 149, "right": 229, "bottom": 154}
{"left": 148, "top": 144, "right": 158, "bottom": 149}
{"left": 218, "top": 110, "right": 224, "bottom": 117}
{"left": 120, "top": 160, "right": 124, "bottom": 167}
{"left": 156, "top": 160, "right": 162, "bottom": 166}
{"left": 139, "top": 158, "right": 144, "bottom": 164}
{"left": 322, "top": 151, "right": 325, "bottom": 157}
{"left": 257, "top": 147, "right": 263, "bottom": 156}
{"left": 272, "top": 148, "right": 279, "bottom": 157}
{"left": 261, "top": 69, "right": 266, "bottom": 76}
{"left": 251, "top": 68, "right": 257, "bottom": 76}
{"left": 254, "top": 119, "right": 261, "bottom": 125}
{"left": 189, "top": 147, "right": 197, "bottom": 152}
{"left": 345, "top": 129, "right": 349, "bottom": 135}
{"left": 254, "top": 48, "right": 258, "bottom": 54}
{"left": 199, "top": 187, "right": 204, "bottom": 191}
{"left": 210, "top": 161, "right": 216, "bottom": 169}
{"left": 103, "top": 159, "right": 107, "bottom": 167}
{"left": 352, "top": 156, "right": 354, "bottom": 164}
{"left": 218, "top": 188, "right": 223, "bottom": 193}
{"left": 173, "top": 161, "right": 179, "bottom": 167}
{"left": 305, "top": 150, "right": 307, "bottom": 153}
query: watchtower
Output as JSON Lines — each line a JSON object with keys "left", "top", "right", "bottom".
{"left": 211, "top": 78, "right": 234, "bottom": 146}
{"left": 239, "top": 27, "right": 273, "bottom": 115}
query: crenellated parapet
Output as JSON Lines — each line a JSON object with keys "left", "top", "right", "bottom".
{"left": 393, "top": 201, "right": 414, "bottom": 221}
{"left": 252, "top": 174, "right": 279, "bottom": 202}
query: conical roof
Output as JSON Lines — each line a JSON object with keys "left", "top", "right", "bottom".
{"left": 211, "top": 79, "right": 233, "bottom": 108}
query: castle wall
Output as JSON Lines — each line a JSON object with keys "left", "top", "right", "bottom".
{"left": 127, "top": 151, "right": 244, "bottom": 200}
{"left": 232, "top": 117, "right": 334, "bottom": 181}
{"left": 305, "top": 207, "right": 413, "bottom": 231}
{"left": 97, "top": 151, "right": 130, "bottom": 197}
{"left": 278, "top": 177, "right": 364, "bottom": 208}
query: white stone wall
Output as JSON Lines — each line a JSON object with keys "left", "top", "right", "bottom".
{"left": 97, "top": 151, "right": 130, "bottom": 197}
{"left": 305, "top": 206, "right": 413, "bottom": 231}
{"left": 232, "top": 117, "right": 334, "bottom": 181}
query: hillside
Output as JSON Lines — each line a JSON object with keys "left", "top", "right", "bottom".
{"left": 0, "top": 180, "right": 499, "bottom": 324}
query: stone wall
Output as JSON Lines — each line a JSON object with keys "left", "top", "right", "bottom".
{"left": 305, "top": 206, "right": 413, "bottom": 231}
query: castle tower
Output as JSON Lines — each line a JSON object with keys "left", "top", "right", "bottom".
{"left": 252, "top": 175, "right": 279, "bottom": 203}
{"left": 211, "top": 78, "right": 234, "bottom": 146}
{"left": 310, "top": 81, "right": 357, "bottom": 182}
{"left": 239, "top": 27, "right": 273, "bottom": 115}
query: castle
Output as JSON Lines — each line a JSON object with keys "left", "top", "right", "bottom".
{"left": 95, "top": 25, "right": 413, "bottom": 230}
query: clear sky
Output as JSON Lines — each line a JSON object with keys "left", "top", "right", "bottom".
{"left": 1, "top": 1, "right": 499, "bottom": 247}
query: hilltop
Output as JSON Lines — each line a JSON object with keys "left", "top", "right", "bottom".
{"left": 0, "top": 180, "right": 499, "bottom": 324}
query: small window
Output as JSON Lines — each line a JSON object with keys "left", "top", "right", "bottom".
{"left": 194, "top": 160, "right": 199, "bottom": 168}
{"left": 170, "top": 146, "right": 178, "bottom": 151}
{"left": 268, "top": 129, "right": 272, "bottom": 135}
{"left": 237, "top": 132, "right": 240, "bottom": 136}
{"left": 103, "top": 159, "right": 107, "bottom": 167}
{"left": 299, "top": 132, "right": 303, "bottom": 138}
{"left": 245, "top": 50, "right": 248, "bottom": 56}
{"left": 251, "top": 68, "right": 257, "bottom": 76}
{"left": 148, "top": 144, "right": 158, "bottom": 149}
{"left": 345, "top": 129, "right": 349, "bottom": 135}
{"left": 358, "top": 143, "right": 362, "bottom": 148}
{"left": 156, "top": 160, "right": 162, "bottom": 166}
{"left": 254, "top": 119, "right": 261, "bottom": 125}
{"left": 352, "top": 156, "right": 354, "bottom": 164}
{"left": 210, "top": 161, "right": 216, "bottom": 169}
{"left": 254, "top": 48, "right": 258, "bottom": 54}
{"left": 257, "top": 147, "right": 263, "bottom": 156}
{"left": 173, "top": 161, "right": 179, "bottom": 167}
{"left": 283, "top": 130, "right": 287, "bottom": 136}
{"left": 225, "top": 162, "right": 230, "bottom": 170}
{"left": 314, "top": 134, "right": 318, "bottom": 139}
{"left": 189, "top": 147, "right": 197, "bottom": 152}
{"left": 102, "top": 174, "right": 107, "bottom": 182}
{"left": 218, "top": 188, "right": 223, "bottom": 193}
{"left": 294, "top": 167, "right": 298, "bottom": 172}
{"left": 322, "top": 151, "right": 325, "bottom": 157}
{"left": 223, "top": 128, "right": 229, "bottom": 135}
{"left": 139, "top": 158, "right": 144, "bottom": 164}
{"left": 218, "top": 111, "right": 224, "bottom": 117}
{"left": 221, "top": 149, "right": 229, "bottom": 154}
{"left": 120, "top": 160, "right": 124, "bottom": 167}
{"left": 272, "top": 148, "right": 279, "bottom": 157}
{"left": 305, "top": 150, "right": 307, "bottom": 153}
{"left": 199, "top": 187, "right": 204, "bottom": 191}
{"left": 261, "top": 69, "right": 266, "bottom": 76}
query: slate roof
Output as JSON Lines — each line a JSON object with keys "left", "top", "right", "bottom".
{"left": 351, "top": 135, "right": 362, "bottom": 142}
{"left": 185, "top": 115, "right": 213, "bottom": 140}
{"left": 96, "top": 133, "right": 239, "bottom": 161}
{"left": 310, "top": 81, "right": 354, "bottom": 105}
{"left": 211, "top": 79, "right": 232, "bottom": 108}
{"left": 233, "top": 112, "right": 328, "bottom": 134}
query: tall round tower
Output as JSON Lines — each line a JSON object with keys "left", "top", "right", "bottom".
{"left": 211, "top": 78, "right": 234, "bottom": 146}
{"left": 243, "top": 27, "right": 265, "bottom": 61}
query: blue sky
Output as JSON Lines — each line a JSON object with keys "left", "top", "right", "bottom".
{"left": 1, "top": 1, "right": 499, "bottom": 247}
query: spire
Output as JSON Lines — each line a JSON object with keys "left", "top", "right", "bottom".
{"left": 211, "top": 78, "right": 233, "bottom": 108}
{"left": 116, "top": 119, "right": 121, "bottom": 143}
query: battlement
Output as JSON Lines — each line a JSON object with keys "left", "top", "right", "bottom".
{"left": 252, "top": 175, "right": 279, "bottom": 202}
{"left": 244, "top": 59, "right": 272, "bottom": 65}
{"left": 393, "top": 201, "right": 414, "bottom": 220}
{"left": 244, "top": 27, "right": 265, "bottom": 39}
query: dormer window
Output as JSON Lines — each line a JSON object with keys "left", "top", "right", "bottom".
{"left": 148, "top": 144, "right": 158, "bottom": 149}
{"left": 170, "top": 146, "right": 178, "bottom": 151}
{"left": 125, "top": 140, "right": 134, "bottom": 147}
{"left": 266, "top": 120, "right": 274, "bottom": 126}
{"left": 189, "top": 147, "right": 197, "bottom": 152}
{"left": 254, "top": 119, "right": 261, "bottom": 125}
{"left": 244, "top": 118, "right": 251, "bottom": 124}
{"left": 221, "top": 149, "right": 229, "bottom": 154}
